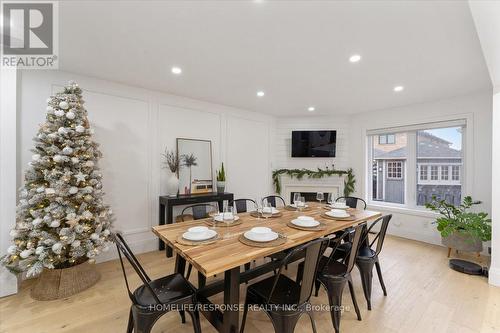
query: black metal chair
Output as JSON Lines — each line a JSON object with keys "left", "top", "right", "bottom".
{"left": 356, "top": 214, "right": 392, "bottom": 310}
{"left": 230, "top": 198, "right": 257, "bottom": 213}
{"left": 113, "top": 233, "right": 201, "bottom": 333}
{"left": 336, "top": 196, "right": 367, "bottom": 210}
{"left": 180, "top": 203, "right": 217, "bottom": 221}
{"left": 240, "top": 238, "right": 330, "bottom": 333}
{"left": 262, "top": 195, "right": 286, "bottom": 208}
{"left": 180, "top": 204, "right": 218, "bottom": 280}
{"left": 314, "top": 224, "right": 365, "bottom": 333}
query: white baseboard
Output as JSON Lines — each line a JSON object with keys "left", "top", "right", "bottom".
{"left": 96, "top": 235, "right": 159, "bottom": 263}
{"left": 489, "top": 267, "right": 500, "bottom": 286}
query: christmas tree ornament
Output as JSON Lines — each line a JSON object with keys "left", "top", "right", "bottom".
{"left": 59, "top": 101, "right": 69, "bottom": 109}
{"left": 1, "top": 82, "right": 112, "bottom": 300}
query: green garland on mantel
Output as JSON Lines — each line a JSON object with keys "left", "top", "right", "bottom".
{"left": 272, "top": 167, "right": 355, "bottom": 197}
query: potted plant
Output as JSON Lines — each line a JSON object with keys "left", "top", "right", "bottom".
{"left": 162, "top": 148, "right": 180, "bottom": 197}
{"left": 425, "top": 196, "right": 491, "bottom": 255}
{"left": 216, "top": 163, "right": 226, "bottom": 193}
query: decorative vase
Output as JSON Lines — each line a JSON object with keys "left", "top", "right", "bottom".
{"left": 166, "top": 173, "right": 179, "bottom": 197}
{"left": 31, "top": 260, "right": 100, "bottom": 301}
{"left": 217, "top": 181, "right": 225, "bottom": 193}
{"left": 441, "top": 231, "right": 483, "bottom": 253}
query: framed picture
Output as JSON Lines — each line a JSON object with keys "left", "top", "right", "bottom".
{"left": 176, "top": 138, "right": 213, "bottom": 194}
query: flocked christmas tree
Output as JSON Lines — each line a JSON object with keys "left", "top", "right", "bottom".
{"left": 2, "top": 81, "right": 113, "bottom": 277}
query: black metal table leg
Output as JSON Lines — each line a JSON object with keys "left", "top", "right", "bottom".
{"left": 222, "top": 267, "right": 240, "bottom": 333}
{"left": 166, "top": 205, "right": 173, "bottom": 257}
{"left": 159, "top": 202, "right": 166, "bottom": 251}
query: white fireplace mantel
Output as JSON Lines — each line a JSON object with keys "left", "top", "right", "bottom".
{"left": 279, "top": 175, "right": 345, "bottom": 204}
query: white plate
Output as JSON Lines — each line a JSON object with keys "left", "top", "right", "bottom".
{"left": 183, "top": 229, "right": 217, "bottom": 241}
{"left": 214, "top": 215, "right": 240, "bottom": 222}
{"left": 291, "top": 219, "right": 320, "bottom": 228}
{"left": 325, "top": 211, "right": 350, "bottom": 218}
{"left": 244, "top": 230, "right": 279, "bottom": 242}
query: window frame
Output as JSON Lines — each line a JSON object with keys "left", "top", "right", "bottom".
{"left": 366, "top": 119, "right": 467, "bottom": 211}
{"left": 386, "top": 160, "right": 403, "bottom": 179}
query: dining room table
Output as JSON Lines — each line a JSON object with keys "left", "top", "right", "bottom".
{"left": 152, "top": 202, "right": 382, "bottom": 333}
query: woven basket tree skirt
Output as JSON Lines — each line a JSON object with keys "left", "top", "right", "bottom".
{"left": 31, "top": 261, "right": 100, "bottom": 301}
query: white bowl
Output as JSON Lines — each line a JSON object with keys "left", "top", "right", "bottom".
{"left": 291, "top": 218, "right": 320, "bottom": 228}
{"left": 297, "top": 215, "right": 314, "bottom": 221}
{"left": 188, "top": 226, "right": 209, "bottom": 234}
{"left": 331, "top": 202, "right": 349, "bottom": 209}
{"left": 183, "top": 229, "right": 217, "bottom": 241}
{"left": 290, "top": 203, "right": 308, "bottom": 208}
{"left": 326, "top": 209, "right": 350, "bottom": 218}
{"left": 214, "top": 215, "right": 240, "bottom": 222}
{"left": 250, "top": 227, "right": 272, "bottom": 234}
{"left": 262, "top": 207, "right": 279, "bottom": 214}
{"left": 244, "top": 230, "right": 278, "bottom": 242}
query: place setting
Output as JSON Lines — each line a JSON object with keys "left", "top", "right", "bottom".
{"left": 250, "top": 201, "right": 282, "bottom": 218}
{"left": 238, "top": 226, "right": 287, "bottom": 248}
{"left": 205, "top": 205, "right": 243, "bottom": 227}
{"left": 321, "top": 208, "right": 356, "bottom": 221}
{"left": 176, "top": 226, "right": 220, "bottom": 246}
{"left": 287, "top": 215, "right": 327, "bottom": 231}
{"left": 285, "top": 193, "right": 312, "bottom": 211}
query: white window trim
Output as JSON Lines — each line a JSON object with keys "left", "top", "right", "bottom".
{"left": 365, "top": 116, "right": 471, "bottom": 213}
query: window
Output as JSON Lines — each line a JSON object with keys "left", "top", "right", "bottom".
{"left": 452, "top": 165, "right": 460, "bottom": 181}
{"left": 387, "top": 161, "right": 403, "bottom": 179}
{"left": 378, "top": 134, "right": 395, "bottom": 145}
{"left": 441, "top": 166, "right": 449, "bottom": 180}
{"left": 430, "top": 165, "right": 438, "bottom": 180}
{"left": 371, "top": 133, "right": 406, "bottom": 204}
{"left": 368, "top": 122, "right": 464, "bottom": 208}
{"left": 419, "top": 165, "right": 428, "bottom": 180}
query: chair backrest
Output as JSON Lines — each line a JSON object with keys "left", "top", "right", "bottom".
{"left": 181, "top": 204, "right": 216, "bottom": 221}
{"left": 323, "top": 223, "right": 365, "bottom": 274}
{"left": 230, "top": 198, "right": 256, "bottom": 213}
{"left": 262, "top": 195, "right": 286, "bottom": 208}
{"left": 363, "top": 214, "right": 392, "bottom": 256}
{"left": 267, "top": 237, "right": 330, "bottom": 306}
{"left": 336, "top": 196, "right": 367, "bottom": 210}
{"left": 113, "top": 233, "right": 161, "bottom": 305}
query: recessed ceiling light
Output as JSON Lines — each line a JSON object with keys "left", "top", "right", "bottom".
{"left": 349, "top": 54, "right": 361, "bottom": 63}
{"left": 393, "top": 85, "right": 404, "bottom": 92}
{"left": 171, "top": 66, "right": 182, "bottom": 75}
{"left": 308, "top": 106, "right": 315, "bottom": 112}
{"left": 256, "top": 91, "right": 265, "bottom": 97}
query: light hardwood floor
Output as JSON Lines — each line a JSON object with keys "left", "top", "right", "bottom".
{"left": 1, "top": 235, "right": 499, "bottom": 333}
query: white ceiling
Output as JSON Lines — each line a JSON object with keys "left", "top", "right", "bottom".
{"left": 58, "top": 1, "right": 491, "bottom": 116}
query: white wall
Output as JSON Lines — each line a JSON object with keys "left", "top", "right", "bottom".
{"left": 0, "top": 68, "right": 19, "bottom": 297}
{"left": 273, "top": 115, "right": 351, "bottom": 171}
{"left": 18, "top": 70, "right": 274, "bottom": 261}
{"left": 349, "top": 91, "right": 492, "bottom": 247}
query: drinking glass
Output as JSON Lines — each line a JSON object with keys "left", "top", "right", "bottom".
{"left": 293, "top": 193, "right": 301, "bottom": 208}
{"left": 254, "top": 197, "right": 262, "bottom": 219}
{"left": 223, "top": 205, "right": 235, "bottom": 226}
{"left": 327, "top": 193, "right": 333, "bottom": 205}
{"left": 262, "top": 202, "right": 273, "bottom": 220}
{"left": 298, "top": 196, "right": 306, "bottom": 212}
{"left": 316, "top": 192, "right": 324, "bottom": 205}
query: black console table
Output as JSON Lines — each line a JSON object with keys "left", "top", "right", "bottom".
{"left": 158, "top": 192, "right": 234, "bottom": 257}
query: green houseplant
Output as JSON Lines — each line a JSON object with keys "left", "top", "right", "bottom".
{"left": 216, "top": 163, "right": 226, "bottom": 193}
{"left": 425, "top": 196, "right": 491, "bottom": 255}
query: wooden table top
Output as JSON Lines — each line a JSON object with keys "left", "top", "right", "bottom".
{"left": 152, "top": 204, "right": 382, "bottom": 276}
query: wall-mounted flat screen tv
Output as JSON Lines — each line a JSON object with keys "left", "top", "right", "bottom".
{"left": 291, "top": 130, "right": 337, "bottom": 157}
